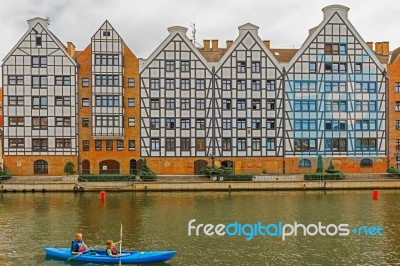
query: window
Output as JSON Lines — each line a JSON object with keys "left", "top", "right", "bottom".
{"left": 166, "top": 79, "right": 175, "bottom": 90}
{"left": 294, "top": 139, "right": 317, "bottom": 151}
{"left": 325, "top": 138, "right": 347, "bottom": 151}
{"left": 56, "top": 138, "right": 72, "bottom": 148}
{"left": 237, "top": 119, "right": 246, "bottom": 129}
{"left": 36, "top": 35, "right": 42, "bottom": 46}
{"left": 83, "top": 140, "right": 90, "bottom": 151}
{"left": 266, "top": 80, "right": 275, "bottom": 91}
{"left": 355, "top": 63, "right": 362, "bottom": 73}
{"left": 396, "top": 82, "right": 400, "bottom": 93}
{"left": 252, "top": 99, "right": 261, "bottom": 110}
{"left": 324, "top": 43, "right": 344, "bottom": 54}
{"left": 251, "top": 62, "right": 260, "bottom": 73}
{"left": 196, "top": 79, "right": 205, "bottom": 90}
{"left": 165, "top": 61, "right": 175, "bottom": 72}
{"left": 355, "top": 138, "right": 377, "bottom": 151}
{"left": 396, "top": 120, "right": 400, "bottom": 130}
{"left": 32, "top": 96, "right": 48, "bottom": 109}
{"left": 128, "top": 78, "right": 135, "bottom": 87}
{"left": 237, "top": 99, "right": 246, "bottom": 110}
{"left": 181, "top": 61, "right": 190, "bottom": 72}
{"left": 103, "top": 31, "right": 111, "bottom": 36}
{"left": 9, "top": 138, "right": 24, "bottom": 148}
{"left": 150, "top": 118, "right": 160, "bottom": 129}
{"left": 339, "top": 44, "right": 347, "bottom": 54}
{"left": 196, "top": 99, "right": 205, "bottom": 109}
{"left": 32, "top": 76, "right": 47, "bottom": 87}
{"left": 55, "top": 96, "right": 71, "bottom": 106}
{"left": 166, "top": 138, "right": 175, "bottom": 151}
{"left": 222, "top": 99, "right": 231, "bottom": 110}
{"left": 237, "top": 80, "right": 246, "bottom": 90}
{"left": 266, "top": 138, "right": 275, "bottom": 151}
{"left": 55, "top": 76, "right": 71, "bottom": 86}
{"left": 325, "top": 101, "right": 347, "bottom": 112}
{"left": 82, "top": 98, "right": 89, "bottom": 107}
{"left": 266, "top": 99, "right": 275, "bottom": 110}
{"left": 181, "top": 119, "right": 190, "bottom": 129}
{"left": 252, "top": 138, "right": 261, "bottom": 150}
{"left": 325, "top": 62, "right": 346, "bottom": 73}
{"left": 34, "top": 160, "right": 48, "bottom": 175}
{"left": 95, "top": 116, "right": 119, "bottom": 127}
{"left": 196, "top": 119, "right": 205, "bottom": 129}
{"left": 106, "top": 140, "right": 113, "bottom": 151}
{"left": 181, "top": 79, "right": 190, "bottom": 89}
{"left": 82, "top": 78, "right": 89, "bottom": 87}
{"left": 355, "top": 120, "right": 376, "bottom": 130}
{"left": 309, "top": 62, "right": 317, "bottom": 73}
{"left": 166, "top": 118, "right": 175, "bottom": 129}
{"left": 237, "top": 138, "right": 246, "bottom": 151}
{"left": 8, "top": 75, "right": 24, "bottom": 85}
{"left": 166, "top": 99, "right": 175, "bottom": 109}
{"left": 355, "top": 101, "right": 376, "bottom": 111}
{"left": 396, "top": 101, "right": 400, "bottom": 112}
{"left": 294, "top": 81, "right": 316, "bottom": 92}
{"left": 9, "top": 117, "right": 24, "bottom": 126}
{"left": 181, "top": 99, "right": 190, "bottom": 109}
{"left": 222, "top": 79, "right": 231, "bottom": 90}
{"left": 95, "top": 95, "right": 119, "bottom": 106}
{"left": 150, "top": 99, "right": 160, "bottom": 109}
{"left": 32, "top": 138, "right": 48, "bottom": 151}
{"left": 325, "top": 120, "right": 346, "bottom": 130}
{"left": 117, "top": 140, "right": 124, "bottom": 151}
{"left": 128, "top": 98, "right": 135, "bottom": 107}
{"left": 237, "top": 61, "right": 246, "bottom": 73}
{"left": 222, "top": 119, "right": 231, "bottom": 129}
{"left": 196, "top": 138, "right": 206, "bottom": 151}
{"left": 299, "top": 159, "right": 311, "bottom": 168}
{"left": 151, "top": 138, "right": 160, "bottom": 151}
{"left": 252, "top": 80, "right": 261, "bottom": 90}
{"left": 181, "top": 138, "right": 191, "bottom": 151}
{"left": 82, "top": 118, "right": 89, "bottom": 127}
{"left": 55, "top": 117, "right": 71, "bottom": 127}
{"left": 32, "top": 56, "right": 47, "bottom": 67}
{"left": 32, "top": 117, "right": 48, "bottom": 129}
{"left": 355, "top": 82, "right": 377, "bottom": 93}
{"left": 294, "top": 100, "right": 316, "bottom": 111}
{"left": 128, "top": 118, "right": 136, "bottom": 127}
{"left": 252, "top": 118, "right": 261, "bottom": 129}
{"left": 325, "top": 82, "right": 346, "bottom": 92}
{"left": 266, "top": 119, "right": 275, "bottom": 129}
{"left": 95, "top": 75, "right": 119, "bottom": 86}
{"left": 128, "top": 140, "right": 136, "bottom": 150}
{"left": 360, "top": 158, "right": 373, "bottom": 167}
{"left": 95, "top": 140, "right": 102, "bottom": 151}
{"left": 94, "top": 54, "right": 119, "bottom": 65}
{"left": 222, "top": 138, "right": 232, "bottom": 151}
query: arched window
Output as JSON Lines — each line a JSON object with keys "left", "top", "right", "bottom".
{"left": 299, "top": 159, "right": 311, "bottom": 168}
{"left": 34, "top": 160, "right": 48, "bottom": 174}
{"left": 360, "top": 159, "right": 373, "bottom": 167}
{"left": 130, "top": 159, "right": 137, "bottom": 175}
{"left": 82, "top": 160, "right": 90, "bottom": 174}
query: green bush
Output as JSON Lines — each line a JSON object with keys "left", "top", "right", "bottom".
{"left": 78, "top": 174, "right": 135, "bottom": 182}
{"left": 387, "top": 167, "right": 400, "bottom": 174}
{"left": 138, "top": 159, "right": 157, "bottom": 181}
{"left": 304, "top": 173, "right": 346, "bottom": 180}
{"left": 316, "top": 155, "right": 323, "bottom": 173}
{"left": 64, "top": 161, "right": 76, "bottom": 175}
{"left": 223, "top": 174, "right": 254, "bottom": 181}
{"left": 199, "top": 165, "right": 233, "bottom": 177}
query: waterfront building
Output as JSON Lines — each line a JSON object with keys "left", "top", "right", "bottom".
{"left": 73, "top": 21, "right": 140, "bottom": 175}
{"left": 389, "top": 46, "right": 400, "bottom": 169}
{"left": 2, "top": 18, "right": 78, "bottom": 175}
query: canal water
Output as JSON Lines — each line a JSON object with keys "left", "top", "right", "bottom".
{"left": 0, "top": 190, "right": 400, "bottom": 265}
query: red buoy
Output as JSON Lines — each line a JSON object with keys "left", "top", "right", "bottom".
{"left": 100, "top": 191, "right": 106, "bottom": 200}
{"left": 372, "top": 190, "right": 378, "bottom": 200}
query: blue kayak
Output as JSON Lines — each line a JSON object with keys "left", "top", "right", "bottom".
{"left": 45, "top": 247, "right": 176, "bottom": 264}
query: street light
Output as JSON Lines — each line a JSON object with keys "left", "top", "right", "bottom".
{"left": 209, "top": 152, "right": 216, "bottom": 167}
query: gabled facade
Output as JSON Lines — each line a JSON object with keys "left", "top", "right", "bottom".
{"left": 284, "top": 5, "right": 388, "bottom": 173}
{"left": 74, "top": 21, "right": 140, "bottom": 175}
{"left": 2, "top": 18, "right": 78, "bottom": 175}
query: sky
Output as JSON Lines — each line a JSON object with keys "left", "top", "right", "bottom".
{"left": 0, "top": 0, "right": 398, "bottom": 62}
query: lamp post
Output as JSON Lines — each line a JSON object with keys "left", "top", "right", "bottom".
{"left": 209, "top": 152, "right": 216, "bottom": 167}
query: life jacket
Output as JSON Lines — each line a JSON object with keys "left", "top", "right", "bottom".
{"left": 72, "top": 240, "right": 87, "bottom": 253}
{"left": 106, "top": 246, "right": 118, "bottom": 256}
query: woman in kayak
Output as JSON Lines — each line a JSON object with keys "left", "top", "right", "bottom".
{"left": 70, "top": 233, "right": 88, "bottom": 255}
{"left": 106, "top": 240, "right": 122, "bottom": 257}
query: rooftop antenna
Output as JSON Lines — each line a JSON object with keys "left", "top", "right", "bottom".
{"left": 190, "top": 20, "right": 202, "bottom": 47}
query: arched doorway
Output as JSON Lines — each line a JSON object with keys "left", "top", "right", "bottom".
{"left": 34, "top": 160, "right": 48, "bottom": 174}
{"left": 130, "top": 159, "right": 138, "bottom": 175}
{"left": 194, "top": 160, "right": 208, "bottom": 175}
{"left": 99, "top": 160, "right": 120, "bottom": 174}
{"left": 221, "top": 160, "right": 235, "bottom": 173}
{"left": 82, "top": 160, "right": 90, "bottom": 174}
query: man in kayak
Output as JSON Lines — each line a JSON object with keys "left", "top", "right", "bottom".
{"left": 106, "top": 240, "right": 122, "bottom": 257}
{"left": 70, "top": 233, "right": 88, "bottom": 255}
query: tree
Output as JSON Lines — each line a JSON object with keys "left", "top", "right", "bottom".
{"left": 325, "top": 161, "right": 336, "bottom": 174}
{"left": 64, "top": 161, "right": 76, "bottom": 175}
{"left": 138, "top": 159, "right": 156, "bottom": 181}
{"left": 316, "top": 155, "right": 323, "bottom": 173}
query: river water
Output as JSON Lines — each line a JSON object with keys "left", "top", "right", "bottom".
{"left": 0, "top": 190, "right": 399, "bottom": 265}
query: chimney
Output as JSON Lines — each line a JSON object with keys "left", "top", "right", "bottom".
{"left": 66, "top": 42, "right": 75, "bottom": 57}
{"left": 382, "top": 41, "right": 389, "bottom": 56}
{"left": 322, "top": 5, "right": 349, "bottom": 20}
{"left": 203, "top": 40, "right": 211, "bottom": 52}
{"left": 211, "top": 40, "right": 219, "bottom": 52}
{"left": 375, "top": 42, "right": 383, "bottom": 54}
{"left": 226, "top": 40, "right": 233, "bottom": 49}
{"left": 366, "top": 42, "right": 373, "bottom": 51}
{"left": 263, "top": 40, "right": 270, "bottom": 49}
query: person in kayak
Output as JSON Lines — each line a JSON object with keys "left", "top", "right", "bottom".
{"left": 70, "top": 233, "right": 89, "bottom": 255}
{"left": 106, "top": 240, "right": 122, "bottom": 257}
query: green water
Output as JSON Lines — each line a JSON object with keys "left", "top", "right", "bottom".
{"left": 0, "top": 190, "right": 399, "bottom": 265}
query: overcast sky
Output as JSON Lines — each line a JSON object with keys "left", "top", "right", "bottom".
{"left": 1, "top": 0, "right": 398, "bottom": 61}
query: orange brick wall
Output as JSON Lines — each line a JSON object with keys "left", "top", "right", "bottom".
{"left": 389, "top": 59, "right": 400, "bottom": 168}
